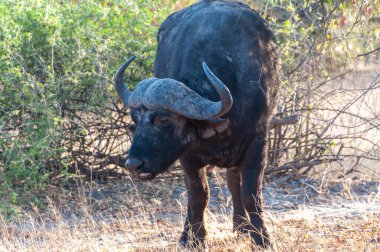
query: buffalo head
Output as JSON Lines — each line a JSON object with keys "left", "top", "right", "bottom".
{"left": 114, "top": 56, "right": 233, "bottom": 179}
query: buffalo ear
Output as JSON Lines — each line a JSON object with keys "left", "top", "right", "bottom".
{"left": 198, "top": 119, "right": 230, "bottom": 139}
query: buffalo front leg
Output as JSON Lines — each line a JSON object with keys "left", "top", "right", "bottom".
{"left": 178, "top": 202, "right": 191, "bottom": 247}
{"left": 178, "top": 155, "right": 209, "bottom": 250}
{"left": 226, "top": 167, "right": 249, "bottom": 233}
{"left": 239, "top": 133, "right": 270, "bottom": 248}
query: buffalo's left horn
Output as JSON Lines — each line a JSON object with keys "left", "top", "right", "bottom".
{"left": 114, "top": 56, "right": 136, "bottom": 107}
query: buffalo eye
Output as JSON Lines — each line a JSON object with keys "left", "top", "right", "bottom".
{"left": 152, "top": 114, "right": 170, "bottom": 127}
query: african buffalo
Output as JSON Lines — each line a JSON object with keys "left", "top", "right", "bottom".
{"left": 114, "top": 0, "right": 279, "bottom": 249}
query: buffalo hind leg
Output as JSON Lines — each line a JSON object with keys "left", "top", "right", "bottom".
{"left": 179, "top": 155, "right": 209, "bottom": 250}
{"left": 226, "top": 167, "right": 250, "bottom": 234}
{"left": 239, "top": 133, "right": 270, "bottom": 248}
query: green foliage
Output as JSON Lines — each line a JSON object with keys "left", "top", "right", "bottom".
{"left": 0, "top": 0, "right": 170, "bottom": 216}
{"left": 260, "top": 0, "right": 380, "bottom": 72}
{"left": 1, "top": 0, "right": 379, "bottom": 217}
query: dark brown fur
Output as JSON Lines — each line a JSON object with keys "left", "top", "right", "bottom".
{"left": 123, "top": 1, "right": 279, "bottom": 249}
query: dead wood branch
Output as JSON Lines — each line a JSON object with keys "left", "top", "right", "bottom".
{"left": 269, "top": 114, "right": 300, "bottom": 129}
{"left": 356, "top": 46, "right": 380, "bottom": 58}
{"left": 265, "top": 158, "right": 341, "bottom": 174}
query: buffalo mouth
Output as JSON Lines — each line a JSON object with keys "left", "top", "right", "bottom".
{"left": 125, "top": 157, "right": 160, "bottom": 180}
{"left": 137, "top": 172, "right": 157, "bottom": 180}
{"left": 125, "top": 157, "right": 173, "bottom": 181}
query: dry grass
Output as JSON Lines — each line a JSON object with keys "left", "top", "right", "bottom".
{"left": 1, "top": 177, "right": 379, "bottom": 252}
{"left": 267, "top": 207, "right": 380, "bottom": 251}
{"left": 0, "top": 209, "right": 378, "bottom": 251}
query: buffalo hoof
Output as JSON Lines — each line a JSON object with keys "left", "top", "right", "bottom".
{"left": 234, "top": 224, "right": 271, "bottom": 249}
{"left": 178, "top": 237, "right": 187, "bottom": 248}
{"left": 251, "top": 231, "right": 271, "bottom": 249}
{"left": 178, "top": 236, "right": 208, "bottom": 251}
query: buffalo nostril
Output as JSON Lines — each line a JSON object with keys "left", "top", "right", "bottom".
{"left": 125, "top": 158, "right": 143, "bottom": 171}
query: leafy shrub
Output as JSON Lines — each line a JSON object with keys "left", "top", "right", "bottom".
{"left": 0, "top": 0, "right": 170, "bottom": 217}
{"left": 0, "top": 0, "right": 379, "bottom": 218}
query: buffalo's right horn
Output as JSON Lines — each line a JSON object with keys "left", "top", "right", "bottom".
{"left": 202, "top": 62, "right": 233, "bottom": 119}
{"left": 114, "top": 56, "right": 136, "bottom": 107}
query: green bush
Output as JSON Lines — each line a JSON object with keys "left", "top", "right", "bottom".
{"left": 0, "top": 0, "right": 170, "bottom": 217}
{"left": 1, "top": 0, "right": 379, "bottom": 218}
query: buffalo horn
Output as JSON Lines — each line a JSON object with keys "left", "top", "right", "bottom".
{"left": 202, "top": 62, "right": 233, "bottom": 119}
{"left": 138, "top": 62, "right": 233, "bottom": 120}
{"left": 114, "top": 56, "right": 136, "bottom": 107}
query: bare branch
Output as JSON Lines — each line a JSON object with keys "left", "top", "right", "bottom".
{"left": 356, "top": 46, "right": 380, "bottom": 58}
{"left": 269, "top": 114, "right": 300, "bottom": 129}
{"left": 265, "top": 158, "right": 342, "bottom": 175}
